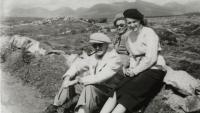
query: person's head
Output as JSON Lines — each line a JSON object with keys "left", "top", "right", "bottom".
{"left": 89, "top": 32, "right": 111, "bottom": 58}
{"left": 123, "top": 9, "right": 145, "bottom": 32}
{"left": 113, "top": 13, "right": 127, "bottom": 35}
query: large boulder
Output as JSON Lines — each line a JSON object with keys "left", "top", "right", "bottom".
{"left": 164, "top": 90, "right": 200, "bottom": 113}
{"left": 164, "top": 66, "right": 200, "bottom": 96}
{"left": 9, "top": 35, "right": 51, "bottom": 55}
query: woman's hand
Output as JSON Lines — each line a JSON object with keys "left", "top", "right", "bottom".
{"left": 124, "top": 68, "right": 136, "bottom": 77}
{"left": 122, "top": 66, "right": 128, "bottom": 77}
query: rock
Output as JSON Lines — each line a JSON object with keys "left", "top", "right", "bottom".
{"left": 163, "top": 66, "right": 200, "bottom": 96}
{"left": 164, "top": 90, "right": 200, "bottom": 113}
{"left": 9, "top": 35, "right": 50, "bottom": 55}
{"left": 164, "top": 90, "right": 185, "bottom": 113}
{"left": 9, "top": 35, "right": 31, "bottom": 49}
{"left": 184, "top": 95, "right": 200, "bottom": 112}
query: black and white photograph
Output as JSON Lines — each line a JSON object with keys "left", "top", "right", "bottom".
{"left": 0, "top": 0, "right": 200, "bottom": 113}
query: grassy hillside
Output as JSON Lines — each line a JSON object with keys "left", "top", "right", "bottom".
{"left": 1, "top": 15, "right": 200, "bottom": 113}
{"left": 2, "top": 17, "right": 100, "bottom": 53}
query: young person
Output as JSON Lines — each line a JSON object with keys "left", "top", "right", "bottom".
{"left": 100, "top": 9, "right": 166, "bottom": 113}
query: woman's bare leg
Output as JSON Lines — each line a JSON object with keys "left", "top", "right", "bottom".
{"left": 100, "top": 92, "right": 117, "bottom": 113}
{"left": 111, "top": 103, "right": 126, "bottom": 113}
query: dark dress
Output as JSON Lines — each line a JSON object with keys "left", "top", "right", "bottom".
{"left": 114, "top": 69, "right": 166, "bottom": 112}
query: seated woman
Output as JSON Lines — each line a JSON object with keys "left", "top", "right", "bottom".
{"left": 100, "top": 9, "right": 166, "bottom": 113}
{"left": 113, "top": 13, "right": 130, "bottom": 73}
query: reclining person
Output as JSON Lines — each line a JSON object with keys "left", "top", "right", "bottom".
{"left": 44, "top": 32, "right": 122, "bottom": 113}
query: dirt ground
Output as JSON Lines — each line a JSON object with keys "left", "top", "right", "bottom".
{"left": 0, "top": 66, "right": 52, "bottom": 113}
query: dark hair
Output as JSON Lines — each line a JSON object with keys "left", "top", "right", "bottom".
{"left": 123, "top": 9, "right": 146, "bottom": 25}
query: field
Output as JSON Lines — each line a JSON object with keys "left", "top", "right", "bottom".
{"left": 1, "top": 15, "right": 200, "bottom": 113}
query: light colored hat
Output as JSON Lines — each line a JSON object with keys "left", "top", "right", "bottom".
{"left": 113, "top": 13, "right": 125, "bottom": 26}
{"left": 89, "top": 32, "right": 111, "bottom": 44}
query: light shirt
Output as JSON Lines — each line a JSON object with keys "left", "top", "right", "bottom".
{"left": 65, "top": 49, "right": 122, "bottom": 88}
{"left": 124, "top": 27, "right": 166, "bottom": 75}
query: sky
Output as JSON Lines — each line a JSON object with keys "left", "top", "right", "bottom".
{"left": 1, "top": 0, "right": 197, "bottom": 16}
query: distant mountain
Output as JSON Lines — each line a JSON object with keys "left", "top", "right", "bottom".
{"left": 9, "top": 7, "right": 75, "bottom": 17}
{"left": 75, "top": 7, "right": 88, "bottom": 16}
{"left": 9, "top": 7, "right": 52, "bottom": 17}
{"left": 76, "top": 3, "right": 119, "bottom": 18}
{"left": 76, "top": 1, "right": 173, "bottom": 18}
{"left": 8, "top": 0, "right": 200, "bottom": 18}
{"left": 52, "top": 7, "right": 75, "bottom": 16}
{"left": 163, "top": 0, "right": 200, "bottom": 14}
{"left": 127, "top": 0, "right": 173, "bottom": 17}
{"left": 184, "top": 0, "right": 200, "bottom": 12}
{"left": 163, "top": 2, "right": 186, "bottom": 15}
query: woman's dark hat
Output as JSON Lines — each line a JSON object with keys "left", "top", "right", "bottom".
{"left": 123, "top": 9, "right": 144, "bottom": 21}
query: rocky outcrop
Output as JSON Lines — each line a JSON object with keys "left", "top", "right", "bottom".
{"left": 9, "top": 35, "right": 51, "bottom": 55}
{"left": 163, "top": 66, "right": 200, "bottom": 113}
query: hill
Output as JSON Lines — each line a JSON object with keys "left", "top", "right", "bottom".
{"left": 1, "top": 14, "right": 200, "bottom": 113}
{"left": 76, "top": 1, "right": 173, "bottom": 18}
{"left": 163, "top": 0, "right": 200, "bottom": 14}
{"left": 8, "top": 7, "right": 75, "bottom": 18}
{"left": 52, "top": 7, "right": 75, "bottom": 17}
{"left": 7, "top": 0, "right": 200, "bottom": 18}
{"left": 9, "top": 7, "right": 52, "bottom": 17}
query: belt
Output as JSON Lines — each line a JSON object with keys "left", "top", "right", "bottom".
{"left": 151, "top": 65, "right": 166, "bottom": 72}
